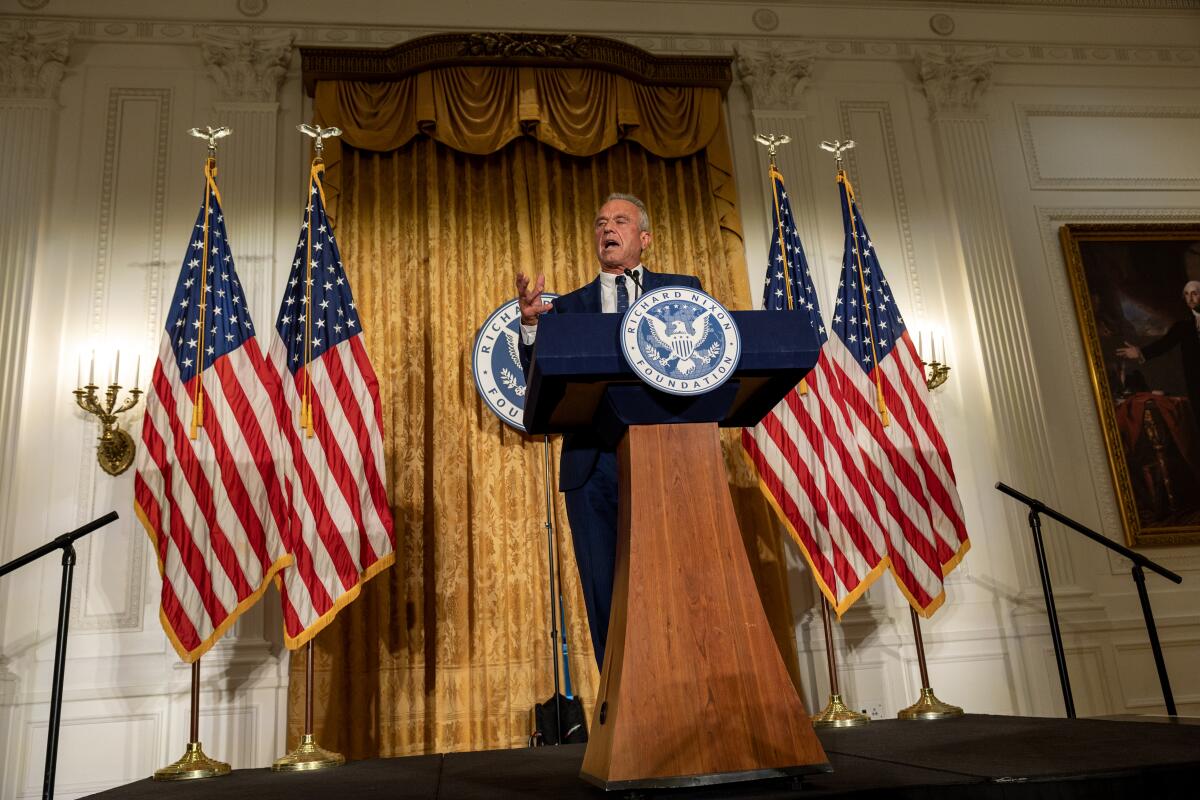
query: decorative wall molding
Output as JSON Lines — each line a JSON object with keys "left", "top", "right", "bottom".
{"left": 1, "top": 16, "right": 1198, "bottom": 68}
{"left": 1034, "top": 205, "right": 1200, "bottom": 576}
{"left": 68, "top": 87, "right": 173, "bottom": 633}
{"left": 1018, "top": 105, "right": 1200, "bottom": 190}
{"left": 0, "top": 29, "right": 69, "bottom": 99}
{"left": 20, "top": 712, "right": 161, "bottom": 797}
{"left": 915, "top": 47, "right": 995, "bottom": 116}
{"left": 199, "top": 30, "right": 293, "bottom": 103}
{"left": 733, "top": 45, "right": 815, "bottom": 111}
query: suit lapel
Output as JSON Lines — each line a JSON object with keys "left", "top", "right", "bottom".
{"left": 576, "top": 276, "right": 603, "bottom": 312}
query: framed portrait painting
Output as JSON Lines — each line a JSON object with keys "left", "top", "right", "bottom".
{"left": 1061, "top": 223, "right": 1200, "bottom": 548}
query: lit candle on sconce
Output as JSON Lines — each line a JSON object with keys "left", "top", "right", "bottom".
{"left": 72, "top": 343, "right": 144, "bottom": 476}
{"left": 915, "top": 325, "right": 951, "bottom": 392}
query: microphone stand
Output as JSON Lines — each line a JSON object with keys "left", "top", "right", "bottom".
{"left": 995, "top": 482, "right": 1182, "bottom": 718}
{"left": 0, "top": 511, "right": 120, "bottom": 800}
{"left": 541, "top": 435, "right": 563, "bottom": 743}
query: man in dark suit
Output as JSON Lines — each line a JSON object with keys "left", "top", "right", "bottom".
{"left": 515, "top": 193, "right": 701, "bottom": 667}
{"left": 1117, "top": 280, "right": 1200, "bottom": 434}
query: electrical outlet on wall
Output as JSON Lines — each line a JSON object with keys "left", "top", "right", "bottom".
{"left": 864, "top": 702, "right": 886, "bottom": 719}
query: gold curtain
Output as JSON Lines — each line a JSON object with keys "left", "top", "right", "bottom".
{"left": 287, "top": 69, "right": 801, "bottom": 759}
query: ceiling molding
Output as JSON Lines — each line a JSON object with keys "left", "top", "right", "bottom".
{"left": 0, "top": 16, "right": 1197, "bottom": 69}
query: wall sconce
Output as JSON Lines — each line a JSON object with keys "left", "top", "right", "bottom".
{"left": 915, "top": 330, "right": 951, "bottom": 392}
{"left": 73, "top": 350, "right": 142, "bottom": 476}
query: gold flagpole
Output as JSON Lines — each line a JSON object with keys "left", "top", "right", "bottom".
{"left": 272, "top": 123, "right": 346, "bottom": 772}
{"left": 154, "top": 661, "right": 230, "bottom": 780}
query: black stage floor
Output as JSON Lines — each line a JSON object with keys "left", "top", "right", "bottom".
{"left": 87, "top": 714, "right": 1200, "bottom": 799}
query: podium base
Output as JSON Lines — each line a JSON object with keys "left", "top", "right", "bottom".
{"left": 580, "top": 424, "right": 829, "bottom": 788}
{"left": 272, "top": 733, "right": 345, "bottom": 771}
{"left": 812, "top": 694, "right": 870, "bottom": 728}
{"left": 153, "top": 742, "right": 230, "bottom": 781}
{"left": 898, "top": 687, "right": 964, "bottom": 720}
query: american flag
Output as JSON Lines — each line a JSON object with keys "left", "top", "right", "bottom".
{"left": 829, "top": 171, "right": 969, "bottom": 615}
{"left": 742, "top": 167, "right": 889, "bottom": 615}
{"left": 134, "top": 165, "right": 293, "bottom": 662}
{"left": 268, "top": 163, "right": 395, "bottom": 648}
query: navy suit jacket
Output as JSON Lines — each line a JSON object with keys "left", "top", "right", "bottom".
{"left": 522, "top": 268, "right": 703, "bottom": 491}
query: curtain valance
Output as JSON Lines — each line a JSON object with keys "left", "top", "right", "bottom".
{"left": 313, "top": 68, "right": 738, "bottom": 238}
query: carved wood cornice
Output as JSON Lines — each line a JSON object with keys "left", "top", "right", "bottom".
{"left": 299, "top": 32, "right": 733, "bottom": 95}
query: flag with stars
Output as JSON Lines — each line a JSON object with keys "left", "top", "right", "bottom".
{"left": 742, "top": 167, "right": 889, "bottom": 615}
{"left": 134, "top": 164, "right": 293, "bottom": 663}
{"left": 829, "top": 171, "right": 969, "bottom": 616}
{"left": 268, "top": 162, "right": 395, "bottom": 649}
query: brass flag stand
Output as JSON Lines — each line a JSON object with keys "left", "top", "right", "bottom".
{"left": 155, "top": 125, "right": 236, "bottom": 783}
{"left": 898, "top": 603, "right": 963, "bottom": 721}
{"left": 272, "top": 122, "right": 347, "bottom": 773}
{"left": 154, "top": 661, "right": 230, "bottom": 780}
{"left": 272, "top": 641, "right": 344, "bottom": 771}
{"left": 811, "top": 597, "right": 870, "bottom": 728}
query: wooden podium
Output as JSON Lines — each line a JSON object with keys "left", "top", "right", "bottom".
{"left": 525, "top": 313, "right": 831, "bottom": 791}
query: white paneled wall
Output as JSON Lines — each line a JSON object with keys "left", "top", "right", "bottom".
{"left": 2, "top": 2, "right": 1199, "bottom": 797}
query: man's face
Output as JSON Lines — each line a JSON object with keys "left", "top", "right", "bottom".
{"left": 1186, "top": 286, "right": 1200, "bottom": 311}
{"left": 594, "top": 199, "right": 651, "bottom": 272}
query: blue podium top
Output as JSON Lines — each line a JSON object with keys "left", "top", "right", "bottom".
{"left": 523, "top": 311, "right": 818, "bottom": 435}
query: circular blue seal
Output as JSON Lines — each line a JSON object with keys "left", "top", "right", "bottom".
{"left": 620, "top": 286, "right": 741, "bottom": 396}
{"left": 472, "top": 295, "right": 558, "bottom": 432}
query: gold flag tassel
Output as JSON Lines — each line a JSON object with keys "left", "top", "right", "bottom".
{"left": 837, "top": 170, "right": 889, "bottom": 427}
{"left": 299, "top": 159, "right": 325, "bottom": 439}
{"left": 189, "top": 157, "right": 223, "bottom": 440}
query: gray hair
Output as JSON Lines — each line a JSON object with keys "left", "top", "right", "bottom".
{"left": 1185, "top": 280, "right": 1200, "bottom": 297}
{"left": 604, "top": 193, "right": 651, "bottom": 233}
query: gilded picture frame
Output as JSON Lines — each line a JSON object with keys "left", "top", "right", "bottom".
{"left": 1061, "top": 223, "right": 1200, "bottom": 548}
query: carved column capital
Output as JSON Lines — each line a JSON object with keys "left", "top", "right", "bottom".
{"left": 733, "top": 45, "right": 815, "bottom": 112}
{"left": 198, "top": 30, "right": 293, "bottom": 103}
{"left": 0, "top": 30, "right": 70, "bottom": 100}
{"left": 914, "top": 47, "right": 995, "bottom": 115}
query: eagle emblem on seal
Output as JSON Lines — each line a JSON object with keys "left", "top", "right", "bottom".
{"left": 645, "top": 310, "right": 713, "bottom": 375}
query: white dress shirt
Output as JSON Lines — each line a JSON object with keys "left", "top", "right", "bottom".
{"left": 520, "top": 266, "right": 644, "bottom": 345}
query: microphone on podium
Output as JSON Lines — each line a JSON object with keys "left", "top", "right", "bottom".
{"left": 622, "top": 267, "right": 643, "bottom": 294}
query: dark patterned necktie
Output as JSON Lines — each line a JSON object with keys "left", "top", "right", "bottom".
{"left": 615, "top": 275, "right": 629, "bottom": 314}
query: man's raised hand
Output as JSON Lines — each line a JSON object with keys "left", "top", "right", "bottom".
{"left": 516, "top": 272, "right": 553, "bottom": 326}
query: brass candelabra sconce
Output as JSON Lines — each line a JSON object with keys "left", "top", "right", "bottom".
{"left": 916, "top": 331, "right": 951, "bottom": 392}
{"left": 73, "top": 352, "right": 142, "bottom": 476}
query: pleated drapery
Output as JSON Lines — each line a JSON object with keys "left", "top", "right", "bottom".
{"left": 286, "top": 66, "right": 803, "bottom": 759}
